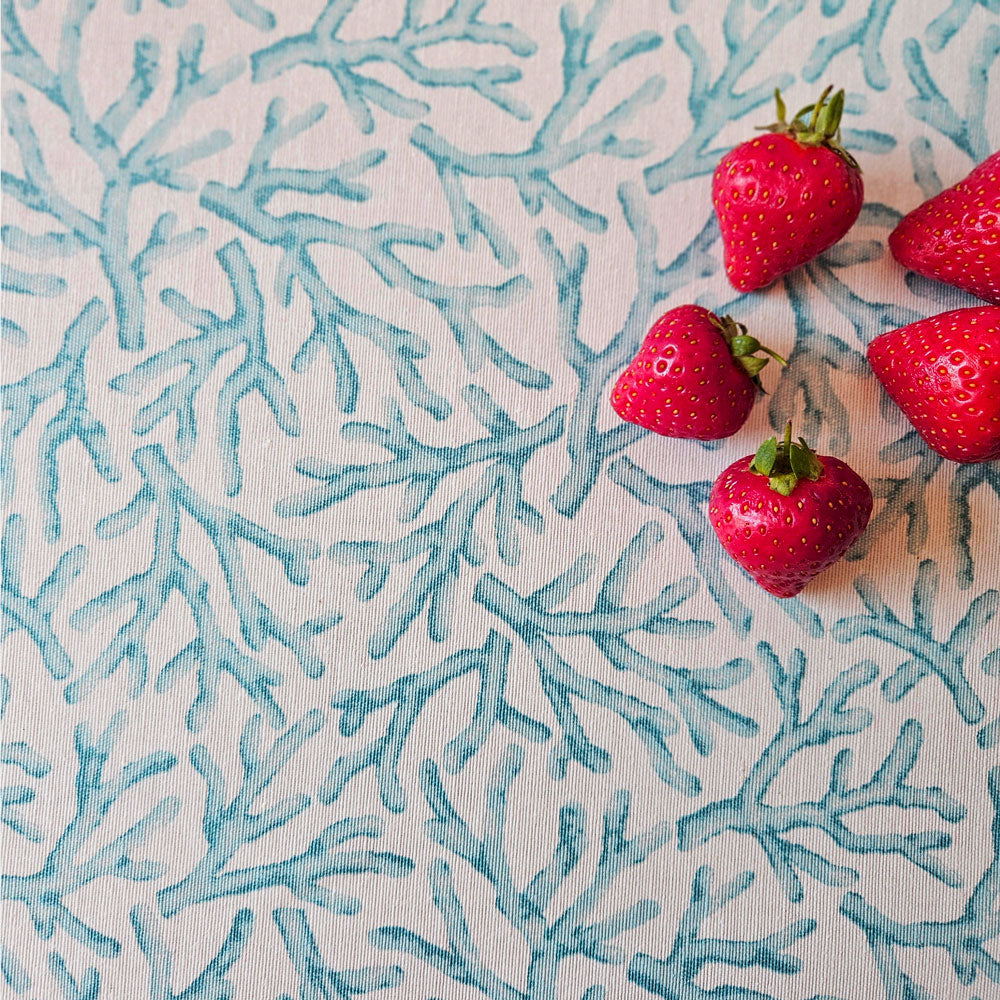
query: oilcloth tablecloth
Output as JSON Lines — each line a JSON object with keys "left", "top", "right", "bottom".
{"left": 2, "top": 0, "right": 999, "bottom": 997}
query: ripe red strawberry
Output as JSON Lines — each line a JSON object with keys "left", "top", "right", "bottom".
{"left": 888, "top": 151, "right": 1000, "bottom": 304}
{"left": 713, "top": 86, "right": 864, "bottom": 292}
{"left": 709, "top": 424, "right": 872, "bottom": 598}
{"left": 867, "top": 306, "right": 1000, "bottom": 463}
{"left": 610, "top": 305, "right": 785, "bottom": 440}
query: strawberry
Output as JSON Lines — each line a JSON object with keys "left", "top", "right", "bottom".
{"left": 888, "top": 151, "right": 1000, "bottom": 305}
{"left": 610, "top": 305, "right": 785, "bottom": 440}
{"left": 708, "top": 423, "right": 872, "bottom": 598}
{"left": 867, "top": 306, "right": 1000, "bottom": 463}
{"left": 713, "top": 86, "right": 864, "bottom": 292}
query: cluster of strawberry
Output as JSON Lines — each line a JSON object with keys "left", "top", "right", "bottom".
{"left": 610, "top": 86, "right": 1000, "bottom": 599}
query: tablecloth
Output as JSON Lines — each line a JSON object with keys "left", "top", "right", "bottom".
{"left": 2, "top": 0, "right": 999, "bottom": 997}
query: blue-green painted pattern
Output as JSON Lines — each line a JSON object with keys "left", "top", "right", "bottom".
{"left": 2, "top": 0, "right": 998, "bottom": 997}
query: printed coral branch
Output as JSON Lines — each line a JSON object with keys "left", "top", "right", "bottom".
{"left": 324, "top": 389, "right": 559, "bottom": 658}
{"left": 330, "top": 469, "right": 509, "bottom": 658}
{"left": 274, "top": 908, "right": 404, "bottom": 1000}
{"left": 677, "top": 642, "right": 966, "bottom": 902}
{"left": 643, "top": 0, "right": 806, "bottom": 192}
{"left": 841, "top": 766, "right": 1000, "bottom": 997}
{"left": 902, "top": 29, "right": 1000, "bottom": 161}
{"left": 411, "top": 0, "right": 664, "bottom": 265}
{"left": 803, "top": 0, "right": 896, "bottom": 90}
{"left": 475, "top": 523, "right": 754, "bottom": 795}
{"left": 111, "top": 239, "right": 299, "bottom": 497}
{"left": 607, "top": 457, "right": 824, "bottom": 638}
{"left": 66, "top": 445, "right": 333, "bottom": 729}
{"left": 767, "top": 270, "right": 867, "bottom": 456}
{"left": 629, "top": 866, "right": 833, "bottom": 999}
{"left": 26, "top": 952, "right": 101, "bottom": 1000}
{"left": 250, "top": 0, "right": 535, "bottom": 134}
{"left": 373, "top": 745, "right": 670, "bottom": 998}
{"left": 2, "top": 263, "right": 66, "bottom": 297}
{"left": 2, "top": 318, "right": 28, "bottom": 345}
{"left": 1, "top": 713, "right": 179, "bottom": 957}
{"left": 1, "top": 299, "right": 120, "bottom": 540}
{"left": 2, "top": 4, "right": 243, "bottom": 348}
{"left": 200, "top": 98, "right": 543, "bottom": 415}
{"left": 1, "top": 674, "right": 51, "bottom": 842}
{"left": 834, "top": 560, "right": 1000, "bottom": 726}
{"left": 847, "top": 429, "right": 1000, "bottom": 591}
{"left": 542, "top": 183, "right": 719, "bottom": 519}
{"left": 225, "top": 0, "right": 276, "bottom": 31}
{"left": 131, "top": 905, "right": 254, "bottom": 999}
{"left": 319, "top": 631, "right": 548, "bottom": 813}
{"left": 277, "top": 384, "right": 563, "bottom": 521}
{"left": 157, "top": 711, "right": 413, "bottom": 916}
{"left": 926, "top": 0, "right": 1000, "bottom": 52}
{"left": 1, "top": 514, "right": 86, "bottom": 680}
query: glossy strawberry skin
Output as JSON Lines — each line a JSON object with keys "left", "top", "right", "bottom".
{"left": 889, "top": 151, "right": 1000, "bottom": 305}
{"left": 610, "top": 305, "right": 757, "bottom": 440}
{"left": 867, "top": 306, "right": 1000, "bottom": 463}
{"left": 709, "top": 456, "right": 872, "bottom": 598}
{"left": 713, "top": 133, "right": 864, "bottom": 292}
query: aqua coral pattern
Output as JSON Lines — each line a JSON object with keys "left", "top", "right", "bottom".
{"left": 2, "top": 0, "right": 999, "bottom": 997}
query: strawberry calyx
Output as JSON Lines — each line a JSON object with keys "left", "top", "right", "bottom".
{"left": 749, "top": 421, "right": 823, "bottom": 496}
{"left": 756, "top": 85, "right": 860, "bottom": 171}
{"left": 709, "top": 313, "right": 787, "bottom": 390}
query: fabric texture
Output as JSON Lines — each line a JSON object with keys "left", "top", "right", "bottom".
{"left": 2, "top": 1, "right": 999, "bottom": 997}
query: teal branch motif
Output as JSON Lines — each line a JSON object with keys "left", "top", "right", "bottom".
{"left": 1, "top": 673, "right": 50, "bottom": 842}
{"left": 0, "top": 947, "right": 30, "bottom": 995}
{"left": 326, "top": 387, "right": 560, "bottom": 658}
{"left": 677, "top": 643, "right": 965, "bottom": 902}
{"left": 278, "top": 384, "right": 563, "bottom": 522}
{"left": 763, "top": 216, "right": 920, "bottom": 454}
{"left": 2, "top": 4, "right": 243, "bottom": 348}
{"left": 1, "top": 299, "right": 120, "bottom": 541}
{"left": 846, "top": 430, "right": 1000, "bottom": 592}
{"left": 1, "top": 713, "right": 179, "bottom": 957}
{"left": 834, "top": 560, "right": 1000, "bottom": 728}
{"left": 803, "top": 0, "right": 897, "bottom": 90}
{"left": 111, "top": 240, "right": 299, "bottom": 497}
{"left": 606, "top": 458, "right": 824, "bottom": 638}
{"left": 841, "top": 766, "right": 1000, "bottom": 998}
{"left": 767, "top": 267, "right": 867, "bottom": 456}
{"left": 201, "top": 98, "right": 543, "bottom": 417}
{"left": 250, "top": 0, "right": 535, "bottom": 134}
{"left": 629, "top": 866, "right": 837, "bottom": 999}
{"left": 902, "top": 27, "right": 1000, "bottom": 161}
{"left": 274, "top": 907, "right": 404, "bottom": 1000}
{"left": 125, "top": 0, "right": 277, "bottom": 31}
{"left": 541, "top": 183, "right": 718, "bottom": 518}
{"left": 411, "top": 0, "right": 664, "bottom": 266}
{"left": 158, "top": 710, "right": 414, "bottom": 917}
{"left": 0, "top": 514, "right": 86, "bottom": 681}
{"left": 131, "top": 905, "right": 254, "bottom": 999}
{"left": 66, "top": 445, "right": 335, "bottom": 729}
{"left": 320, "top": 632, "right": 548, "bottom": 813}
{"left": 373, "top": 745, "right": 670, "bottom": 998}
{"left": 2, "top": 317, "right": 28, "bottom": 345}
{"left": 926, "top": 0, "right": 1000, "bottom": 52}
{"left": 2, "top": 262, "right": 66, "bottom": 297}
{"left": 643, "top": 0, "right": 805, "bottom": 191}
{"left": 475, "top": 523, "right": 751, "bottom": 795}
{"left": 3, "top": 951, "right": 101, "bottom": 1000}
